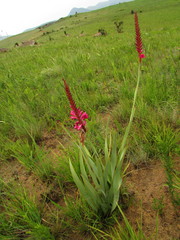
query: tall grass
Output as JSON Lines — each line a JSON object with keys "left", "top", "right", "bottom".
{"left": 8, "top": 139, "right": 55, "bottom": 180}
{"left": 92, "top": 206, "right": 159, "bottom": 240}
{"left": 0, "top": 180, "right": 54, "bottom": 239}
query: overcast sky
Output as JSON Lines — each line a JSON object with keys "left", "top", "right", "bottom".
{"left": 0, "top": 0, "right": 104, "bottom": 36}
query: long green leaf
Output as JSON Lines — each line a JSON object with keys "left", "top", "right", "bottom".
{"left": 81, "top": 175, "right": 100, "bottom": 209}
{"left": 110, "top": 134, "right": 118, "bottom": 178}
{"left": 79, "top": 150, "right": 88, "bottom": 180}
{"left": 81, "top": 146, "right": 100, "bottom": 184}
{"left": 111, "top": 161, "right": 123, "bottom": 212}
{"left": 79, "top": 150, "right": 99, "bottom": 207}
{"left": 69, "top": 160, "right": 97, "bottom": 211}
{"left": 95, "top": 156, "right": 105, "bottom": 191}
{"left": 104, "top": 133, "right": 110, "bottom": 164}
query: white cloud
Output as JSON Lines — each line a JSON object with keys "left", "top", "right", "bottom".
{"left": 0, "top": 0, "right": 103, "bottom": 35}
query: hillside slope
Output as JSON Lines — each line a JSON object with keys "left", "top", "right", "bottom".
{"left": 0, "top": 0, "right": 179, "bottom": 48}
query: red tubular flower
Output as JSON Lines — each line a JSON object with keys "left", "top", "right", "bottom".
{"left": 134, "top": 12, "right": 145, "bottom": 63}
{"left": 63, "top": 79, "right": 87, "bottom": 133}
{"left": 70, "top": 108, "right": 88, "bottom": 130}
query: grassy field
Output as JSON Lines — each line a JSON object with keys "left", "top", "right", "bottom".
{"left": 0, "top": 0, "right": 180, "bottom": 239}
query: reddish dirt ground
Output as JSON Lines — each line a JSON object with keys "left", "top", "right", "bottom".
{"left": 125, "top": 159, "right": 180, "bottom": 240}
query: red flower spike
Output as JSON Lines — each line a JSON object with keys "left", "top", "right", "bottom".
{"left": 70, "top": 108, "right": 88, "bottom": 131}
{"left": 134, "top": 12, "right": 145, "bottom": 63}
{"left": 63, "top": 79, "right": 87, "bottom": 134}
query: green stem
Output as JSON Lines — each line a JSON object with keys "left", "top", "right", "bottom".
{"left": 120, "top": 64, "right": 141, "bottom": 153}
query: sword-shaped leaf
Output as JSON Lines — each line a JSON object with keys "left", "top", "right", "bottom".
{"left": 69, "top": 160, "right": 97, "bottom": 211}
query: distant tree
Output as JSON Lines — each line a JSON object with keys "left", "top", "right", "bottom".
{"left": 114, "top": 21, "right": 123, "bottom": 33}
{"left": 131, "top": 10, "right": 134, "bottom": 14}
{"left": 49, "top": 36, "right": 54, "bottom": 41}
{"left": 98, "top": 28, "right": 107, "bottom": 36}
{"left": 64, "top": 31, "right": 70, "bottom": 36}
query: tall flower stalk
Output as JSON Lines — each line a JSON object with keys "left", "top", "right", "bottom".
{"left": 63, "top": 79, "right": 88, "bottom": 144}
{"left": 134, "top": 12, "right": 145, "bottom": 63}
{"left": 120, "top": 12, "right": 145, "bottom": 153}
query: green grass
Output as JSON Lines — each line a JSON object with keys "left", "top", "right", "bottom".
{"left": 0, "top": 180, "right": 54, "bottom": 239}
{"left": 0, "top": 0, "right": 179, "bottom": 239}
{"left": 93, "top": 206, "right": 159, "bottom": 240}
{"left": 8, "top": 139, "right": 55, "bottom": 180}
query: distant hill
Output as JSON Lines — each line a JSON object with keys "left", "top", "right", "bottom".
{"left": 36, "top": 20, "right": 56, "bottom": 29}
{"left": 23, "top": 27, "right": 37, "bottom": 33}
{"left": 68, "top": 0, "right": 132, "bottom": 15}
{"left": 0, "top": 35, "right": 10, "bottom": 41}
{"left": 23, "top": 21, "right": 56, "bottom": 32}
{"left": 68, "top": 8, "right": 89, "bottom": 16}
{"left": 88, "top": 0, "right": 132, "bottom": 10}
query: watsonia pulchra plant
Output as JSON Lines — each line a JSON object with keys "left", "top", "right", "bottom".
{"left": 63, "top": 13, "right": 145, "bottom": 217}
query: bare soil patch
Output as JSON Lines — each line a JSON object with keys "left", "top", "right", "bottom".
{"left": 125, "top": 159, "right": 180, "bottom": 240}
{"left": 0, "top": 159, "right": 51, "bottom": 202}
